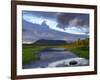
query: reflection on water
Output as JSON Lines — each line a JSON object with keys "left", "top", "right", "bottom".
{"left": 22, "top": 48, "right": 88, "bottom": 69}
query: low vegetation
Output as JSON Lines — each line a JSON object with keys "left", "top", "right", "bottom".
{"left": 63, "top": 38, "right": 89, "bottom": 59}
{"left": 22, "top": 46, "right": 45, "bottom": 64}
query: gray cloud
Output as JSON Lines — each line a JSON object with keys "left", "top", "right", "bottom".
{"left": 56, "top": 13, "right": 89, "bottom": 29}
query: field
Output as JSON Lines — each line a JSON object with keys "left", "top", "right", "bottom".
{"left": 63, "top": 38, "right": 89, "bottom": 59}
{"left": 22, "top": 38, "right": 89, "bottom": 65}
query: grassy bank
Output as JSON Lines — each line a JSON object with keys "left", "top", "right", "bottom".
{"left": 63, "top": 38, "right": 89, "bottom": 59}
{"left": 22, "top": 46, "right": 45, "bottom": 64}
{"left": 68, "top": 46, "right": 89, "bottom": 59}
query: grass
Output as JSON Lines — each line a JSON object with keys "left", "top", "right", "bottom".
{"left": 63, "top": 38, "right": 89, "bottom": 59}
{"left": 68, "top": 46, "right": 89, "bottom": 59}
{"left": 22, "top": 46, "right": 44, "bottom": 64}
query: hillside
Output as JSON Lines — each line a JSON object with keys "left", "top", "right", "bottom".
{"left": 34, "top": 39, "right": 67, "bottom": 45}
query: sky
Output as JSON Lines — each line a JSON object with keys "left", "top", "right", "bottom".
{"left": 22, "top": 10, "right": 89, "bottom": 43}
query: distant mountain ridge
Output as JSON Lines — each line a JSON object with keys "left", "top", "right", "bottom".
{"left": 34, "top": 39, "right": 67, "bottom": 45}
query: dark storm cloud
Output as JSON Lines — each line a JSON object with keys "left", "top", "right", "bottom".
{"left": 56, "top": 13, "right": 89, "bottom": 29}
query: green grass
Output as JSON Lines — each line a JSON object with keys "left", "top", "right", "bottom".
{"left": 69, "top": 46, "right": 89, "bottom": 59}
{"left": 63, "top": 38, "right": 89, "bottom": 59}
{"left": 22, "top": 46, "right": 44, "bottom": 64}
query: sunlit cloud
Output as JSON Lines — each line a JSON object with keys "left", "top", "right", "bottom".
{"left": 23, "top": 14, "right": 44, "bottom": 25}
{"left": 65, "top": 26, "right": 89, "bottom": 35}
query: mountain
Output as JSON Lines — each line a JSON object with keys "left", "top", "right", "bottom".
{"left": 34, "top": 39, "right": 67, "bottom": 45}
{"left": 22, "top": 20, "right": 89, "bottom": 43}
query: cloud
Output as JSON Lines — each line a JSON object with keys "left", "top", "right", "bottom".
{"left": 69, "top": 18, "right": 82, "bottom": 26}
{"left": 22, "top": 11, "right": 89, "bottom": 36}
{"left": 65, "top": 26, "right": 89, "bottom": 35}
{"left": 22, "top": 10, "right": 57, "bottom": 20}
{"left": 56, "top": 13, "right": 89, "bottom": 29}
